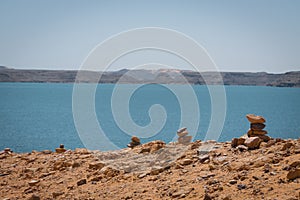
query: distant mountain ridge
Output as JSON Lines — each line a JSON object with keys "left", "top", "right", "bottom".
{"left": 0, "top": 67, "right": 299, "bottom": 87}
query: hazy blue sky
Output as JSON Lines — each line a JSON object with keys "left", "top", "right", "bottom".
{"left": 0, "top": 0, "right": 299, "bottom": 72}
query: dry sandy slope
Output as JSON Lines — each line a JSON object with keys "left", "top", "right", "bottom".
{"left": 1, "top": 139, "right": 300, "bottom": 200}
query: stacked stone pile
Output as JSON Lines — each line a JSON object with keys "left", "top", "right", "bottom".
{"left": 55, "top": 144, "right": 66, "bottom": 153}
{"left": 177, "top": 127, "right": 192, "bottom": 145}
{"left": 127, "top": 136, "right": 141, "bottom": 148}
{"left": 232, "top": 114, "right": 272, "bottom": 150}
{"left": 246, "top": 114, "right": 270, "bottom": 142}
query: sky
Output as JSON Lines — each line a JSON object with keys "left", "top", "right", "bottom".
{"left": 0, "top": 0, "right": 299, "bottom": 73}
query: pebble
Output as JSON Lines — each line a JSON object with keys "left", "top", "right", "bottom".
{"left": 177, "top": 130, "right": 189, "bottom": 137}
{"left": 52, "top": 191, "right": 64, "bottom": 198}
{"left": 41, "top": 150, "right": 52, "bottom": 154}
{"left": 55, "top": 148, "right": 66, "bottom": 153}
{"left": 237, "top": 184, "right": 246, "bottom": 190}
{"left": 28, "top": 180, "right": 40, "bottom": 186}
{"left": 236, "top": 145, "right": 248, "bottom": 152}
{"left": 281, "top": 142, "right": 294, "bottom": 151}
{"left": 180, "top": 158, "right": 193, "bottom": 166}
{"left": 150, "top": 166, "right": 164, "bottom": 175}
{"left": 138, "top": 173, "right": 148, "bottom": 179}
{"left": 203, "top": 193, "right": 212, "bottom": 200}
{"left": 199, "top": 155, "right": 210, "bottom": 163}
{"left": 287, "top": 168, "right": 300, "bottom": 180}
{"left": 77, "top": 179, "right": 87, "bottom": 186}
{"left": 28, "top": 194, "right": 40, "bottom": 200}
{"left": 89, "top": 162, "right": 105, "bottom": 170}
{"left": 244, "top": 137, "right": 262, "bottom": 149}
{"left": 229, "top": 180, "right": 237, "bottom": 184}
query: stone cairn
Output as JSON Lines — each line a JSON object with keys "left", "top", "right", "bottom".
{"left": 246, "top": 114, "right": 270, "bottom": 142}
{"left": 177, "top": 127, "right": 192, "bottom": 145}
{"left": 55, "top": 144, "right": 66, "bottom": 153}
{"left": 127, "top": 136, "right": 141, "bottom": 149}
{"left": 232, "top": 114, "right": 271, "bottom": 150}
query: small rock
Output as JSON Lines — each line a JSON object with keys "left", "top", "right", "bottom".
{"left": 55, "top": 148, "right": 66, "bottom": 153}
{"left": 89, "top": 162, "right": 105, "bottom": 170}
{"left": 131, "top": 136, "right": 140, "bottom": 143}
{"left": 90, "top": 176, "right": 101, "bottom": 182}
{"left": 287, "top": 168, "right": 300, "bottom": 180}
{"left": 229, "top": 179, "right": 237, "bottom": 184}
{"left": 178, "top": 135, "right": 192, "bottom": 145}
{"left": 100, "top": 166, "right": 120, "bottom": 178}
{"left": 25, "top": 168, "right": 39, "bottom": 173}
{"left": 237, "top": 184, "right": 246, "bottom": 190}
{"left": 28, "top": 180, "right": 40, "bottom": 186}
{"left": 250, "top": 123, "right": 266, "bottom": 130}
{"left": 199, "top": 155, "right": 210, "bottom": 163}
{"left": 77, "top": 179, "right": 87, "bottom": 186}
{"left": 264, "top": 164, "right": 272, "bottom": 173}
{"left": 270, "top": 171, "right": 276, "bottom": 176}
{"left": 221, "top": 195, "right": 231, "bottom": 200}
{"left": 246, "top": 114, "right": 265, "bottom": 124}
{"left": 290, "top": 161, "right": 300, "bottom": 168}
{"left": 203, "top": 193, "right": 212, "bottom": 200}
{"left": 244, "top": 137, "right": 262, "bottom": 149}
{"left": 236, "top": 145, "right": 248, "bottom": 152}
{"left": 172, "top": 188, "right": 193, "bottom": 198}
{"left": 207, "top": 179, "right": 219, "bottom": 185}
{"left": 72, "top": 162, "right": 80, "bottom": 168}
{"left": 150, "top": 166, "right": 164, "bottom": 175}
{"left": 75, "top": 148, "right": 90, "bottom": 154}
{"left": 127, "top": 136, "right": 141, "bottom": 148}
{"left": 208, "top": 164, "right": 216, "bottom": 170}
{"left": 190, "top": 140, "right": 202, "bottom": 150}
{"left": 266, "top": 139, "right": 276, "bottom": 147}
{"left": 28, "top": 194, "right": 40, "bottom": 200}
{"left": 138, "top": 173, "right": 148, "bottom": 178}
{"left": 255, "top": 134, "right": 271, "bottom": 142}
{"left": 180, "top": 158, "right": 193, "bottom": 166}
{"left": 52, "top": 191, "right": 64, "bottom": 198}
{"left": 281, "top": 142, "right": 294, "bottom": 151}
{"left": 177, "top": 130, "right": 189, "bottom": 137}
{"left": 41, "top": 150, "right": 52, "bottom": 154}
{"left": 231, "top": 138, "right": 238, "bottom": 148}
{"left": 177, "top": 127, "right": 187, "bottom": 133}
{"left": 201, "top": 173, "right": 215, "bottom": 179}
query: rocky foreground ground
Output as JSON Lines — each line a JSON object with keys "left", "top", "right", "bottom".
{"left": 1, "top": 138, "right": 300, "bottom": 200}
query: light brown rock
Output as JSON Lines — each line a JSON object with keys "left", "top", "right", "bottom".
{"left": 177, "top": 130, "right": 189, "bottom": 137}
{"left": 281, "top": 142, "right": 294, "bottom": 151}
{"left": 131, "top": 136, "right": 140, "bottom": 143}
{"left": 28, "top": 180, "right": 40, "bottom": 186}
{"left": 250, "top": 123, "right": 266, "bottom": 130}
{"left": 180, "top": 158, "right": 193, "bottom": 166}
{"left": 247, "top": 129, "right": 268, "bottom": 136}
{"left": 177, "top": 127, "right": 187, "bottom": 133}
{"left": 244, "top": 137, "right": 262, "bottom": 149}
{"left": 287, "top": 168, "right": 300, "bottom": 180}
{"left": 150, "top": 166, "right": 164, "bottom": 175}
{"left": 246, "top": 114, "right": 266, "bottom": 124}
{"left": 89, "top": 161, "right": 105, "bottom": 170}
{"left": 178, "top": 135, "right": 192, "bottom": 145}
{"left": 55, "top": 148, "right": 66, "bottom": 153}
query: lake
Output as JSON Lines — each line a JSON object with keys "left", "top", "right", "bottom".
{"left": 0, "top": 83, "right": 299, "bottom": 152}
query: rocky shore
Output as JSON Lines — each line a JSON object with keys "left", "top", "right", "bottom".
{"left": 1, "top": 137, "right": 300, "bottom": 200}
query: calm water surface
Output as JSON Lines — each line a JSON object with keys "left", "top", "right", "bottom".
{"left": 0, "top": 83, "right": 299, "bottom": 152}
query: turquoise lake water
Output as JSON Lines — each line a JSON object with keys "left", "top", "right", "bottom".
{"left": 0, "top": 83, "right": 299, "bottom": 152}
